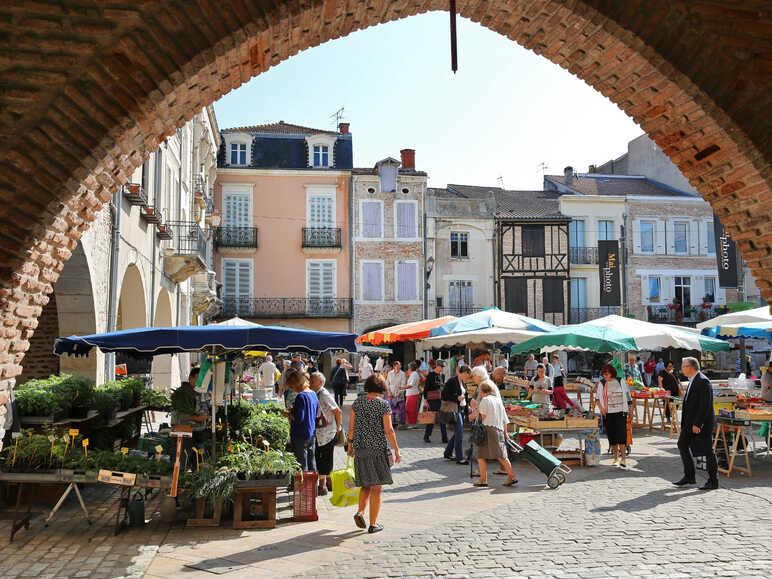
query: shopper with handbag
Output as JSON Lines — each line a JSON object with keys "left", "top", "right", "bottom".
{"left": 469, "top": 380, "right": 517, "bottom": 487}
{"left": 310, "top": 372, "right": 341, "bottom": 496}
{"left": 330, "top": 358, "right": 350, "bottom": 408}
{"left": 347, "top": 374, "right": 401, "bottom": 534}
{"left": 423, "top": 360, "right": 447, "bottom": 443}
{"left": 441, "top": 364, "right": 471, "bottom": 465}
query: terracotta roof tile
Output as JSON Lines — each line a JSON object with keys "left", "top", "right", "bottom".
{"left": 222, "top": 121, "right": 339, "bottom": 135}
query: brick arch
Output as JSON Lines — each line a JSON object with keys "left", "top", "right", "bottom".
{"left": 1, "top": 1, "right": 770, "bottom": 386}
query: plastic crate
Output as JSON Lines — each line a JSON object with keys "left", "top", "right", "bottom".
{"left": 293, "top": 471, "right": 318, "bottom": 522}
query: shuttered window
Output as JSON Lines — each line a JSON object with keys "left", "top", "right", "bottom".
{"left": 449, "top": 280, "right": 473, "bottom": 314}
{"left": 361, "top": 201, "right": 382, "bottom": 238}
{"left": 362, "top": 262, "right": 383, "bottom": 301}
{"left": 308, "top": 194, "right": 334, "bottom": 227}
{"left": 504, "top": 278, "right": 527, "bottom": 314}
{"left": 223, "top": 260, "right": 252, "bottom": 316}
{"left": 522, "top": 226, "right": 545, "bottom": 257}
{"left": 395, "top": 201, "right": 417, "bottom": 238}
{"left": 307, "top": 261, "right": 335, "bottom": 298}
{"left": 396, "top": 262, "right": 418, "bottom": 301}
{"left": 224, "top": 193, "right": 250, "bottom": 227}
{"left": 543, "top": 278, "right": 564, "bottom": 313}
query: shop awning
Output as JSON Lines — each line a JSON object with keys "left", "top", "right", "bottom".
{"left": 356, "top": 316, "right": 456, "bottom": 346}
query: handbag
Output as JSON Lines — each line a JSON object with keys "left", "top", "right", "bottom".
{"left": 471, "top": 418, "right": 487, "bottom": 446}
{"left": 329, "top": 457, "right": 360, "bottom": 507}
{"left": 419, "top": 411, "right": 437, "bottom": 425}
{"left": 333, "top": 428, "right": 346, "bottom": 446}
{"left": 438, "top": 400, "right": 459, "bottom": 425}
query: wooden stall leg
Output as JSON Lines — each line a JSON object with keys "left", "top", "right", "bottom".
{"left": 10, "top": 483, "right": 31, "bottom": 542}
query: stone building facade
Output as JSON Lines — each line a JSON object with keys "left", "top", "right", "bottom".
{"left": 352, "top": 150, "right": 427, "bottom": 338}
{"left": 425, "top": 185, "right": 496, "bottom": 318}
{"left": 18, "top": 107, "right": 220, "bottom": 390}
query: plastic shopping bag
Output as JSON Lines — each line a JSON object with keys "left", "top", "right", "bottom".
{"left": 329, "top": 457, "right": 360, "bottom": 507}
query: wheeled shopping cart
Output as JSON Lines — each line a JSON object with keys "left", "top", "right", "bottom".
{"left": 506, "top": 438, "right": 572, "bottom": 489}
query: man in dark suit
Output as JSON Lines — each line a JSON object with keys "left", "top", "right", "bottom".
{"left": 674, "top": 357, "right": 718, "bottom": 490}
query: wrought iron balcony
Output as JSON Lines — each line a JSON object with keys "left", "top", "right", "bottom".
{"left": 220, "top": 297, "right": 353, "bottom": 319}
{"left": 213, "top": 226, "right": 259, "bottom": 249}
{"left": 569, "top": 246, "right": 598, "bottom": 265}
{"left": 162, "top": 220, "right": 208, "bottom": 283}
{"left": 435, "top": 306, "right": 487, "bottom": 317}
{"left": 647, "top": 304, "right": 724, "bottom": 325}
{"left": 569, "top": 306, "right": 617, "bottom": 324}
{"left": 122, "top": 183, "right": 147, "bottom": 206}
{"left": 302, "top": 227, "right": 342, "bottom": 248}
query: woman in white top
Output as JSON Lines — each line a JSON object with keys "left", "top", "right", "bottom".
{"left": 469, "top": 380, "right": 516, "bottom": 487}
{"left": 385, "top": 361, "right": 406, "bottom": 426}
{"left": 597, "top": 363, "right": 630, "bottom": 468}
{"left": 359, "top": 356, "right": 374, "bottom": 382}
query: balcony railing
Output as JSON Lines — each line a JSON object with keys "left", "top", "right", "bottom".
{"left": 436, "top": 306, "right": 487, "bottom": 317}
{"left": 122, "top": 183, "right": 147, "bottom": 206}
{"left": 569, "top": 246, "right": 598, "bottom": 265}
{"left": 221, "top": 297, "right": 353, "bottom": 318}
{"left": 647, "top": 304, "right": 726, "bottom": 325}
{"left": 213, "top": 226, "right": 259, "bottom": 249}
{"left": 166, "top": 221, "right": 207, "bottom": 259}
{"left": 569, "top": 306, "right": 617, "bottom": 324}
{"left": 302, "top": 227, "right": 342, "bottom": 248}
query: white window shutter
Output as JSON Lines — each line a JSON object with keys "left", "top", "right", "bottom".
{"left": 225, "top": 194, "right": 250, "bottom": 227}
{"left": 699, "top": 221, "right": 707, "bottom": 254}
{"left": 655, "top": 220, "right": 666, "bottom": 255}
{"left": 396, "top": 202, "right": 417, "bottom": 238}
{"left": 238, "top": 262, "right": 251, "bottom": 298}
{"left": 397, "top": 263, "right": 417, "bottom": 301}
{"left": 665, "top": 220, "right": 675, "bottom": 254}
{"left": 689, "top": 221, "right": 699, "bottom": 255}
{"left": 462, "top": 281, "right": 473, "bottom": 308}
{"left": 224, "top": 261, "right": 236, "bottom": 297}
{"left": 308, "top": 261, "right": 320, "bottom": 298}
{"left": 321, "top": 262, "right": 335, "bottom": 298}
{"left": 362, "top": 202, "right": 381, "bottom": 238}
{"left": 362, "top": 263, "right": 383, "bottom": 301}
{"left": 309, "top": 195, "right": 333, "bottom": 228}
{"left": 661, "top": 276, "right": 672, "bottom": 303}
{"left": 632, "top": 220, "right": 641, "bottom": 254}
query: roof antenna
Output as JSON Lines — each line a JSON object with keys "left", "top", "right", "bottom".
{"left": 536, "top": 161, "right": 549, "bottom": 175}
{"left": 497, "top": 176, "right": 504, "bottom": 189}
{"left": 329, "top": 107, "right": 345, "bottom": 128}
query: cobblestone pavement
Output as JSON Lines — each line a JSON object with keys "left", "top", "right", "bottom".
{"left": 0, "top": 394, "right": 770, "bottom": 578}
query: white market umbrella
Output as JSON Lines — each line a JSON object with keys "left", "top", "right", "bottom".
{"left": 696, "top": 305, "right": 772, "bottom": 330}
{"left": 212, "top": 316, "right": 262, "bottom": 327}
{"left": 421, "top": 327, "right": 543, "bottom": 349}
{"left": 584, "top": 315, "right": 728, "bottom": 351}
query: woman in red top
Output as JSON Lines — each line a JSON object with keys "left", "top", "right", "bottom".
{"left": 551, "top": 376, "right": 580, "bottom": 410}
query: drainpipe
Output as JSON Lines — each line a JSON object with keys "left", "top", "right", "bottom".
{"left": 105, "top": 189, "right": 121, "bottom": 382}
{"left": 176, "top": 131, "right": 183, "bottom": 327}
{"left": 422, "top": 182, "right": 428, "bottom": 319}
{"left": 348, "top": 173, "right": 354, "bottom": 333}
{"left": 150, "top": 150, "right": 161, "bottom": 328}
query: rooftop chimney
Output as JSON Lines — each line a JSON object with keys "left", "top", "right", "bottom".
{"left": 400, "top": 148, "right": 415, "bottom": 170}
{"left": 338, "top": 122, "right": 350, "bottom": 134}
{"left": 564, "top": 166, "right": 574, "bottom": 182}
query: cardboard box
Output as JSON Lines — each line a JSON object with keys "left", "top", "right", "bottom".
{"left": 98, "top": 469, "right": 136, "bottom": 486}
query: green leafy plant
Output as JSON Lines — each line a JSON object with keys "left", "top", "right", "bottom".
{"left": 244, "top": 412, "right": 290, "bottom": 449}
{"left": 14, "top": 388, "right": 62, "bottom": 417}
{"left": 140, "top": 389, "right": 171, "bottom": 409}
{"left": 188, "top": 465, "right": 237, "bottom": 503}
{"left": 91, "top": 389, "right": 119, "bottom": 422}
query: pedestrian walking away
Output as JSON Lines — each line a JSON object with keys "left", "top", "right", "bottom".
{"left": 674, "top": 357, "right": 718, "bottom": 490}
{"left": 348, "top": 374, "right": 401, "bottom": 534}
{"left": 330, "top": 357, "right": 350, "bottom": 408}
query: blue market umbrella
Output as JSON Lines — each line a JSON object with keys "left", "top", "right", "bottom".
{"left": 54, "top": 324, "right": 357, "bottom": 357}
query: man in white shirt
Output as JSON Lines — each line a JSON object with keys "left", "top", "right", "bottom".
{"left": 542, "top": 356, "right": 553, "bottom": 379}
{"left": 374, "top": 356, "right": 384, "bottom": 373}
{"left": 259, "top": 355, "right": 277, "bottom": 395}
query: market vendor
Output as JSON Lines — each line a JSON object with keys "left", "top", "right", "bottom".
{"left": 529, "top": 364, "right": 552, "bottom": 405}
{"left": 658, "top": 361, "right": 682, "bottom": 424}
{"left": 170, "top": 367, "right": 208, "bottom": 465}
{"left": 551, "top": 376, "right": 580, "bottom": 411}
{"left": 623, "top": 354, "right": 644, "bottom": 386}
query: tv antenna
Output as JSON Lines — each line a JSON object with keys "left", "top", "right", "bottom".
{"left": 536, "top": 161, "right": 549, "bottom": 175}
{"left": 497, "top": 176, "right": 505, "bottom": 189}
{"left": 330, "top": 107, "right": 345, "bottom": 128}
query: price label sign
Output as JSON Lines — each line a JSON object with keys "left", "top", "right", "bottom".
{"left": 48, "top": 435, "right": 56, "bottom": 443}
{"left": 63, "top": 434, "right": 70, "bottom": 443}
{"left": 121, "top": 447, "right": 129, "bottom": 455}
{"left": 82, "top": 439, "right": 89, "bottom": 447}
{"left": 11, "top": 432, "right": 21, "bottom": 440}
{"left": 69, "top": 429, "right": 79, "bottom": 437}
{"left": 155, "top": 444, "right": 163, "bottom": 454}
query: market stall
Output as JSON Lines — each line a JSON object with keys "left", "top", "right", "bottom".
{"left": 0, "top": 323, "right": 357, "bottom": 536}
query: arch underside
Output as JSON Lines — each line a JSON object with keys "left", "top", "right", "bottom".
{"left": 0, "top": 1, "right": 769, "bottom": 384}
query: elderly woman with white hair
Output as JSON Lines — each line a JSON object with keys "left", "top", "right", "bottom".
{"left": 469, "top": 380, "right": 517, "bottom": 487}
{"left": 309, "top": 371, "right": 342, "bottom": 495}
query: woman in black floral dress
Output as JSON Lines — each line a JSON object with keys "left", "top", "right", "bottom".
{"left": 347, "top": 374, "right": 401, "bottom": 534}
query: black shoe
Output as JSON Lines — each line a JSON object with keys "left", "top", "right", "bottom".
{"left": 354, "top": 512, "right": 366, "bottom": 529}
{"left": 456, "top": 459, "right": 469, "bottom": 465}
{"left": 672, "top": 477, "right": 696, "bottom": 486}
{"left": 699, "top": 480, "right": 719, "bottom": 491}
{"left": 444, "top": 455, "right": 454, "bottom": 460}
{"left": 423, "top": 437, "right": 431, "bottom": 443}
{"left": 368, "top": 523, "right": 383, "bottom": 534}
{"left": 442, "top": 438, "right": 449, "bottom": 444}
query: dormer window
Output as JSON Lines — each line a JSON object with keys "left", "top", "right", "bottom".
{"left": 230, "top": 143, "right": 247, "bottom": 166}
{"left": 313, "top": 145, "right": 329, "bottom": 168}
{"left": 305, "top": 134, "right": 337, "bottom": 168}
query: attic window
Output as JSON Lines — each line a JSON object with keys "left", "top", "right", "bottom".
{"left": 401, "top": 187, "right": 410, "bottom": 194}
{"left": 367, "top": 187, "right": 376, "bottom": 194}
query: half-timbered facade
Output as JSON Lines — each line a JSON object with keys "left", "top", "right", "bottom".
{"left": 495, "top": 191, "right": 570, "bottom": 325}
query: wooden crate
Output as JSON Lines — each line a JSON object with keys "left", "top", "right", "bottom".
{"left": 97, "top": 470, "right": 136, "bottom": 486}
{"left": 500, "top": 389, "right": 521, "bottom": 398}
{"left": 565, "top": 417, "right": 599, "bottom": 428}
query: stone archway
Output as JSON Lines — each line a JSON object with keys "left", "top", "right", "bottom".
{"left": 0, "top": 1, "right": 770, "bottom": 386}
{"left": 151, "top": 288, "right": 174, "bottom": 393}
{"left": 117, "top": 264, "right": 147, "bottom": 331}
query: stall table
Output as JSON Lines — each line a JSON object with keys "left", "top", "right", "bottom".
{"left": 713, "top": 417, "right": 752, "bottom": 478}
{"left": 668, "top": 398, "right": 683, "bottom": 438}
{"left": 630, "top": 394, "right": 668, "bottom": 432}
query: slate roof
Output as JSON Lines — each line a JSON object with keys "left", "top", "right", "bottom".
{"left": 544, "top": 173, "right": 697, "bottom": 198}
{"left": 495, "top": 190, "right": 567, "bottom": 221}
{"left": 222, "top": 121, "right": 339, "bottom": 136}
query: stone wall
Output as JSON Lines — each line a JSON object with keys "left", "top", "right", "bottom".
{"left": 0, "top": 1, "right": 770, "bottom": 388}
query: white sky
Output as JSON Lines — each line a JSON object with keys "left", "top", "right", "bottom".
{"left": 214, "top": 12, "right": 643, "bottom": 190}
